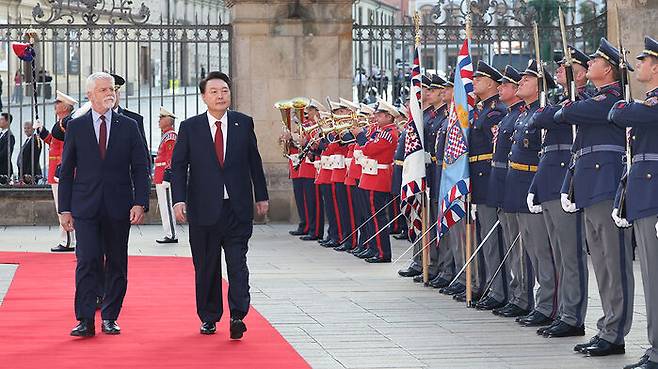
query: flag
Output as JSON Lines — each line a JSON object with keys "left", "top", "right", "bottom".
{"left": 400, "top": 42, "right": 426, "bottom": 242}
{"left": 438, "top": 38, "right": 474, "bottom": 238}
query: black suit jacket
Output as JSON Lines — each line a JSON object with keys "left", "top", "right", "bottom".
{"left": 17, "top": 135, "right": 42, "bottom": 176}
{"left": 0, "top": 130, "right": 15, "bottom": 176}
{"left": 58, "top": 110, "right": 150, "bottom": 220}
{"left": 117, "top": 106, "right": 149, "bottom": 156}
{"left": 171, "top": 110, "right": 268, "bottom": 225}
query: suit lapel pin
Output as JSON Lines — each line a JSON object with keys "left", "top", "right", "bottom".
{"left": 234, "top": 122, "right": 238, "bottom": 126}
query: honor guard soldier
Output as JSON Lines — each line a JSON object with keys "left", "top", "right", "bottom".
{"left": 485, "top": 66, "right": 527, "bottom": 314}
{"left": 429, "top": 74, "right": 457, "bottom": 289}
{"left": 154, "top": 107, "right": 178, "bottom": 244}
{"left": 609, "top": 36, "right": 658, "bottom": 369}
{"left": 391, "top": 103, "right": 409, "bottom": 241}
{"left": 17, "top": 120, "right": 42, "bottom": 183}
{"left": 528, "top": 46, "right": 591, "bottom": 338}
{"left": 299, "top": 99, "right": 326, "bottom": 241}
{"left": 111, "top": 74, "right": 149, "bottom": 162}
{"left": 355, "top": 99, "right": 398, "bottom": 263}
{"left": 554, "top": 38, "right": 634, "bottom": 357}
{"left": 34, "top": 90, "right": 78, "bottom": 252}
{"left": 506, "top": 60, "right": 558, "bottom": 326}
{"left": 459, "top": 61, "right": 506, "bottom": 303}
{"left": 286, "top": 118, "right": 308, "bottom": 237}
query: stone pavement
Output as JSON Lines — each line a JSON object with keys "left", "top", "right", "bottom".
{"left": 0, "top": 224, "right": 651, "bottom": 368}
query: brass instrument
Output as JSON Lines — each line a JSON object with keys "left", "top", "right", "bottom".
{"left": 290, "top": 97, "right": 310, "bottom": 138}
{"left": 274, "top": 99, "right": 293, "bottom": 157}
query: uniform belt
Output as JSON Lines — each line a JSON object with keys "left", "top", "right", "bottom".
{"left": 431, "top": 156, "right": 438, "bottom": 163}
{"left": 394, "top": 160, "right": 404, "bottom": 166}
{"left": 491, "top": 161, "right": 508, "bottom": 169}
{"left": 48, "top": 156, "right": 61, "bottom": 160}
{"left": 633, "top": 153, "right": 658, "bottom": 163}
{"left": 540, "top": 144, "right": 572, "bottom": 155}
{"left": 469, "top": 153, "right": 493, "bottom": 163}
{"left": 155, "top": 162, "right": 168, "bottom": 167}
{"left": 509, "top": 161, "right": 538, "bottom": 172}
{"left": 574, "top": 145, "right": 625, "bottom": 160}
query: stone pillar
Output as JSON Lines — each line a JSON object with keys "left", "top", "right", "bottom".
{"left": 228, "top": 0, "right": 353, "bottom": 222}
{"left": 607, "top": 0, "right": 658, "bottom": 97}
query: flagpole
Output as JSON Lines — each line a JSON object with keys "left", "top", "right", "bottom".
{"left": 464, "top": 6, "right": 474, "bottom": 307}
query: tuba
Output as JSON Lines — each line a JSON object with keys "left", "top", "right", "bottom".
{"left": 290, "top": 97, "right": 310, "bottom": 138}
{"left": 274, "top": 99, "right": 293, "bottom": 157}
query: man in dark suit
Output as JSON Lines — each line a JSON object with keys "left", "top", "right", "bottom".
{"left": 17, "top": 120, "right": 42, "bottom": 181}
{"left": 0, "top": 112, "right": 15, "bottom": 182}
{"left": 58, "top": 72, "right": 150, "bottom": 337}
{"left": 110, "top": 73, "right": 149, "bottom": 159}
{"left": 171, "top": 71, "right": 268, "bottom": 340}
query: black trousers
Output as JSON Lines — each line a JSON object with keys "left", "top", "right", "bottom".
{"left": 189, "top": 200, "right": 251, "bottom": 323}
{"left": 292, "top": 178, "right": 308, "bottom": 233}
{"left": 302, "top": 178, "right": 324, "bottom": 238}
{"left": 74, "top": 213, "right": 130, "bottom": 321}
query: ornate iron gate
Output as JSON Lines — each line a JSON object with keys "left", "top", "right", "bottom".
{"left": 353, "top": 0, "right": 607, "bottom": 104}
{"left": 0, "top": 1, "right": 231, "bottom": 185}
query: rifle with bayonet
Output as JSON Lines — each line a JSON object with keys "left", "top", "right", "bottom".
{"left": 533, "top": 22, "right": 548, "bottom": 147}
{"left": 558, "top": 7, "right": 578, "bottom": 203}
{"left": 615, "top": 5, "right": 633, "bottom": 219}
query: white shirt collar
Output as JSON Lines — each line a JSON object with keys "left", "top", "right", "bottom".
{"left": 207, "top": 110, "right": 228, "bottom": 129}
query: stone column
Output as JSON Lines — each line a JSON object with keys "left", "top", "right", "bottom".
{"left": 228, "top": 0, "right": 353, "bottom": 222}
{"left": 607, "top": 0, "right": 658, "bottom": 97}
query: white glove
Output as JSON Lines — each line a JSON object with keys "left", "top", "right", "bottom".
{"left": 655, "top": 220, "right": 658, "bottom": 239}
{"left": 32, "top": 119, "right": 43, "bottom": 130}
{"left": 560, "top": 193, "right": 578, "bottom": 213}
{"left": 470, "top": 203, "right": 477, "bottom": 221}
{"left": 526, "top": 193, "right": 543, "bottom": 214}
{"left": 611, "top": 208, "right": 631, "bottom": 228}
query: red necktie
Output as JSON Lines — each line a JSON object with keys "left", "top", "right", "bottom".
{"left": 214, "top": 121, "right": 224, "bottom": 167}
{"left": 99, "top": 115, "right": 107, "bottom": 159}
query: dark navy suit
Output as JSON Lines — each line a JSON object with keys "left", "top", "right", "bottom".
{"left": 117, "top": 106, "right": 148, "bottom": 154}
{"left": 171, "top": 110, "right": 268, "bottom": 323}
{"left": 58, "top": 109, "right": 150, "bottom": 321}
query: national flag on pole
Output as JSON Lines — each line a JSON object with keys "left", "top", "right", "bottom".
{"left": 437, "top": 38, "right": 474, "bottom": 238}
{"left": 400, "top": 41, "right": 426, "bottom": 242}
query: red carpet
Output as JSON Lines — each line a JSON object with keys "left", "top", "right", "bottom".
{"left": 0, "top": 252, "right": 310, "bottom": 369}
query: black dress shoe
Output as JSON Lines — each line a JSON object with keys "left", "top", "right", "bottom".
{"left": 101, "top": 320, "right": 121, "bottom": 335}
{"left": 398, "top": 267, "right": 421, "bottom": 278}
{"left": 322, "top": 241, "right": 340, "bottom": 248}
{"left": 334, "top": 243, "right": 352, "bottom": 252}
{"left": 518, "top": 311, "right": 552, "bottom": 327}
{"left": 318, "top": 238, "right": 331, "bottom": 244}
{"left": 492, "top": 302, "right": 514, "bottom": 316}
{"left": 429, "top": 277, "right": 450, "bottom": 288}
{"left": 200, "top": 321, "right": 216, "bottom": 335}
{"left": 475, "top": 296, "right": 505, "bottom": 311}
{"left": 499, "top": 304, "right": 530, "bottom": 318}
{"left": 638, "top": 361, "right": 658, "bottom": 369}
{"left": 583, "top": 338, "right": 625, "bottom": 356}
{"left": 365, "top": 256, "right": 390, "bottom": 263}
{"left": 393, "top": 233, "right": 408, "bottom": 240}
{"left": 156, "top": 237, "right": 178, "bottom": 244}
{"left": 357, "top": 250, "right": 377, "bottom": 259}
{"left": 624, "top": 355, "right": 650, "bottom": 369}
{"left": 51, "top": 244, "right": 75, "bottom": 252}
{"left": 574, "top": 335, "right": 599, "bottom": 352}
{"left": 536, "top": 319, "right": 560, "bottom": 335}
{"left": 300, "top": 235, "right": 320, "bottom": 241}
{"left": 439, "top": 283, "right": 465, "bottom": 296}
{"left": 348, "top": 247, "right": 365, "bottom": 255}
{"left": 543, "top": 321, "right": 585, "bottom": 338}
{"left": 289, "top": 229, "right": 306, "bottom": 236}
{"left": 70, "top": 320, "right": 95, "bottom": 337}
{"left": 453, "top": 290, "right": 480, "bottom": 303}
{"left": 230, "top": 319, "right": 247, "bottom": 340}
{"left": 413, "top": 273, "right": 438, "bottom": 283}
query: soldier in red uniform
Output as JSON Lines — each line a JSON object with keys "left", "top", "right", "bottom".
{"left": 299, "top": 99, "right": 326, "bottom": 241}
{"left": 154, "top": 107, "right": 178, "bottom": 244}
{"left": 355, "top": 99, "right": 399, "bottom": 263}
{"left": 34, "top": 90, "right": 78, "bottom": 252}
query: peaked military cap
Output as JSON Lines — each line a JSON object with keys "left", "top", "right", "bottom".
{"left": 498, "top": 65, "right": 522, "bottom": 84}
{"left": 339, "top": 97, "right": 360, "bottom": 112}
{"left": 557, "top": 45, "right": 591, "bottom": 68}
{"left": 589, "top": 37, "right": 634, "bottom": 71}
{"left": 375, "top": 98, "right": 400, "bottom": 118}
{"left": 159, "top": 106, "right": 176, "bottom": 119}
{"left": 473, "top": 61, "right": 503, "bottom": 83}
{"left": 308, "top": 98, "right": 328, "bottom": 112}
{"left": 110, "top": 73, "right": 125, "bottom": 87}
{"left": 429, "top": 74, "right": 447, "bottom": 89}
{"left": 637, "top": 36, "right": 658, "bottom": 60}
{"left": 421, "top": 74, "right": 432, "bottom": 88}
{"left": 358, "top": 103, "right": 375, "bottom": 115}
{"left": 55, "top": 90, "right": 78, "bottom": 106}
{"left": 521, "top": 59, "right": 558, "bottom": 89}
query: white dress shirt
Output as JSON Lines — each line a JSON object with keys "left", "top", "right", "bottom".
{"left": 208, "top": 110, "right": 229, "bottom": 199}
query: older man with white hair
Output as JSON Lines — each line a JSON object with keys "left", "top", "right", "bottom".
{"left": 58, "top": 72, "right": 150, "bottom": 337}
